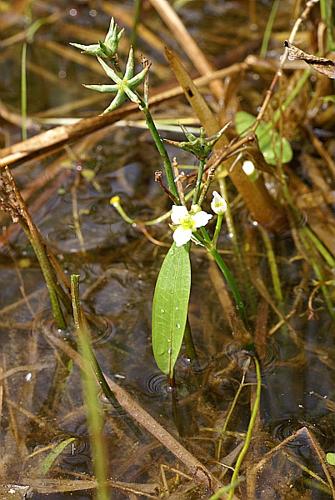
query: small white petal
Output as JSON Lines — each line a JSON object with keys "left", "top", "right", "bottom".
{"left": 211, "top": 191, "right": 227, "bottom": 215}
{"left": 171, "top": 205, "right": 188, "bottom": 225}
{"left": 193, "top": 211, "right": 212, "bottom": 228}
{"left": 242, "top": 160, "right": 255, "bottom": 176}
{"left": 173, "top": 227, "right": 192, "bottom": 246}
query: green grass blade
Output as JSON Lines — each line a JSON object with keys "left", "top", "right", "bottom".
{"left": 152, "top": 243, "right": 191, "bottom": 377}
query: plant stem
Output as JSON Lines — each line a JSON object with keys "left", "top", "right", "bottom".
{"left": 212, "top": 214, "right": 223, "bottom": 248}
{"left": 226, "top": 355, "right": 261, "bottom": 500}
{"left": 184, "top": 318, "right": 198, "bottom": 366}
{"left": 193, "top": 158, "right": 205, "bottom": 205}
{"left": 71, "top": 275, "right": 143, "bottom": 438}
{"left": 299, "top": 230, "right": 335, "bottom": 321}
{"left": 71, "top": 275, "right": 109, "bottom": 500}
{"left": 21, "top": 42, "right": 27, "bottom": 141}
{"left": 208, "top": 246, "right": 247, "bottom": 324}
{"left": 303, "top": 226, "right": 335, "bottom": 268}
{"left": 259, "top": 226, "right": 283, "bottom": 304}
{"left": 260, "top": 0, "right": 280, "bottom": 57}
{"left": 320, "top": 0, "right": 335, "bottom": 51}
{"left": 131, "top": 0, "right": 142, "bottom": 49}
{"left": 139, "top": 101, "right": 179, "bottom": 201}
{"left": 216, "top": 366, "right": 247, "bottom": 461}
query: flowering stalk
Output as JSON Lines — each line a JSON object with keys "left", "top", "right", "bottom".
{"left": 192, "top": 158, "right": 205, "bottom": 205}
{"left": 212, "top": 214, "right": 223, "bottom": 248}
{"left": 139, "top": 99, "right": 179, "bottom": 201}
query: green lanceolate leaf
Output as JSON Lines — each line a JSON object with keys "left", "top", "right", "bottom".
{"left": 235, "top": 111, "right": 293, "bottom": 166}
{"left": 152, "top": 243, "right": 191, "bottom": 377}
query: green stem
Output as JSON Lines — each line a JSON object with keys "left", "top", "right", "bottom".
{"left": 216, "top": 368, "right": 247, "bottom": 461}
{"left": 71, "top": 275, "right": 109, "bottom": 500}
{"left": 140, "top": 102, "right": 179, "bottom": 201}
{"left": 193, "top": 158, "right": 205, "bottom": 205}
{"left": 260, "top": 0, "right": 280, "bottom": 58}
{"left": 303, "top": 226, "right": 335, "bottom": 268}
{"left": 226, "top": 356, "right": 261, "bottom": 500}
{"left": 258, "top": 70, "right": 310, "bottom": 139}
{"left": 212, "top": 214, "right": 223, "bottom": 248}
{"left": 71, "top": 275, "right": 143, "bottom": 439}
{"left": 299, "top": 230, "right": 335, "bottom": 321}
{"left": 208, "top": 246, "right": 247, "bottom": 324}
{"left": 21, "top": 42, "right": 27, "bottom": 141}
{"left": 320, "top": 0, "right": 335, "bottom": 51}
{"left": 259, "top": 226, "right": 283, "bottom": 304}
{"left": 184, "top": 318, "right": 198, "bottom": 366}
{"left": 131, "top": 0, "right": 142, "bottom": 49}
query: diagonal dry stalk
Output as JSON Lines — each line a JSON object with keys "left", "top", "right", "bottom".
{"left": 0, "top": 64, "right": 246, "bottom": 170}
{"left": 43, "top": 326, "right": 224, "bottom": 492}
{"left": 148, "top": 0, "right": 225, "bottom": 102}
{"left": 166, "top": 47, "right": 288, "bottom": 232}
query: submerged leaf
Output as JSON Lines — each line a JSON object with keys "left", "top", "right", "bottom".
{"left": 152, "top": 243, "right": 191, "bottom": 376}
{"left": 235, "top": 111, "right": 293, "bottom": 165}
{"left": 326, "top": 452, "right": 335, "bottom": 466}
{"left": 39, "top": 437, "right": 76, "bottom": 475}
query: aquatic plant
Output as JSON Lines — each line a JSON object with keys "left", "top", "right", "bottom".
{"left": 72, "top": 18, "right": 246, "bottom": 380}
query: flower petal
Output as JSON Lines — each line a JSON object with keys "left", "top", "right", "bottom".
{"left": 173, "top": 227, "right": 192, "bottom": 247}
{"left": 193, "top": 211, "right": 212, "bottom": 228}
{"left": 171, "top": 205, "right": 188, "bottom": 225}
{"left": 211, "top": 191, "right": 227, "bottom": 215}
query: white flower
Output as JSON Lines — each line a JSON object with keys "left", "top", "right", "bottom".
{"left": 171, "top": 205, "right": 212, "bottom": 247}
{"left": 211, "top": 191, "right": 227, "bottom": 215}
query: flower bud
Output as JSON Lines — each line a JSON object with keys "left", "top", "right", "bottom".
{"left": 211, "top": 191, "right": 227, "bottom": 215}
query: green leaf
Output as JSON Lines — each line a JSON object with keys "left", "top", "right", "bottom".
{"left": 326, "top": 452, "right": 335, "bottom": 465}
{"left": 39, "top": 437, "right": 76, "bottom": 475}
{"left": 235, "top": 111, "right": 293, "bottom": 166}
{"left": 152, "top": 243, "right": 191, "bottom": 376}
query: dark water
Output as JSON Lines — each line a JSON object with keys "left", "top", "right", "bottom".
{"left": 1, "top": 1, "right": 335, "bottom": 498}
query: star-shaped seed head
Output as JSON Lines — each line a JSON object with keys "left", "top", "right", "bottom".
{"left": 70, "top": 18, "right": 124, "bottom": 58}
{"left": 83, "top": 46, "right": 149, "bottom": 113}
{"left": 165, "top": 124, "right": 230, "bottom": 160}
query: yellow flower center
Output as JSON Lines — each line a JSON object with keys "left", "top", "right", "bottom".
{"left": 180, "top": 215, "right": 196, "bottom": 231}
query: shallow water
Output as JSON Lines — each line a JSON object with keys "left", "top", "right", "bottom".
{"left": 1, "top": 1, "right": 335, "bottom": 498}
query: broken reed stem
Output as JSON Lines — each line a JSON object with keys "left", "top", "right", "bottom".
{"left": 165, "top": 46, "right": 287, "bottom": 232}
{"left": 71, "top": 274, "right": 109, "bottom": 500}
{"left": 0, "top": 168, "right": 67, "bottom": 329}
